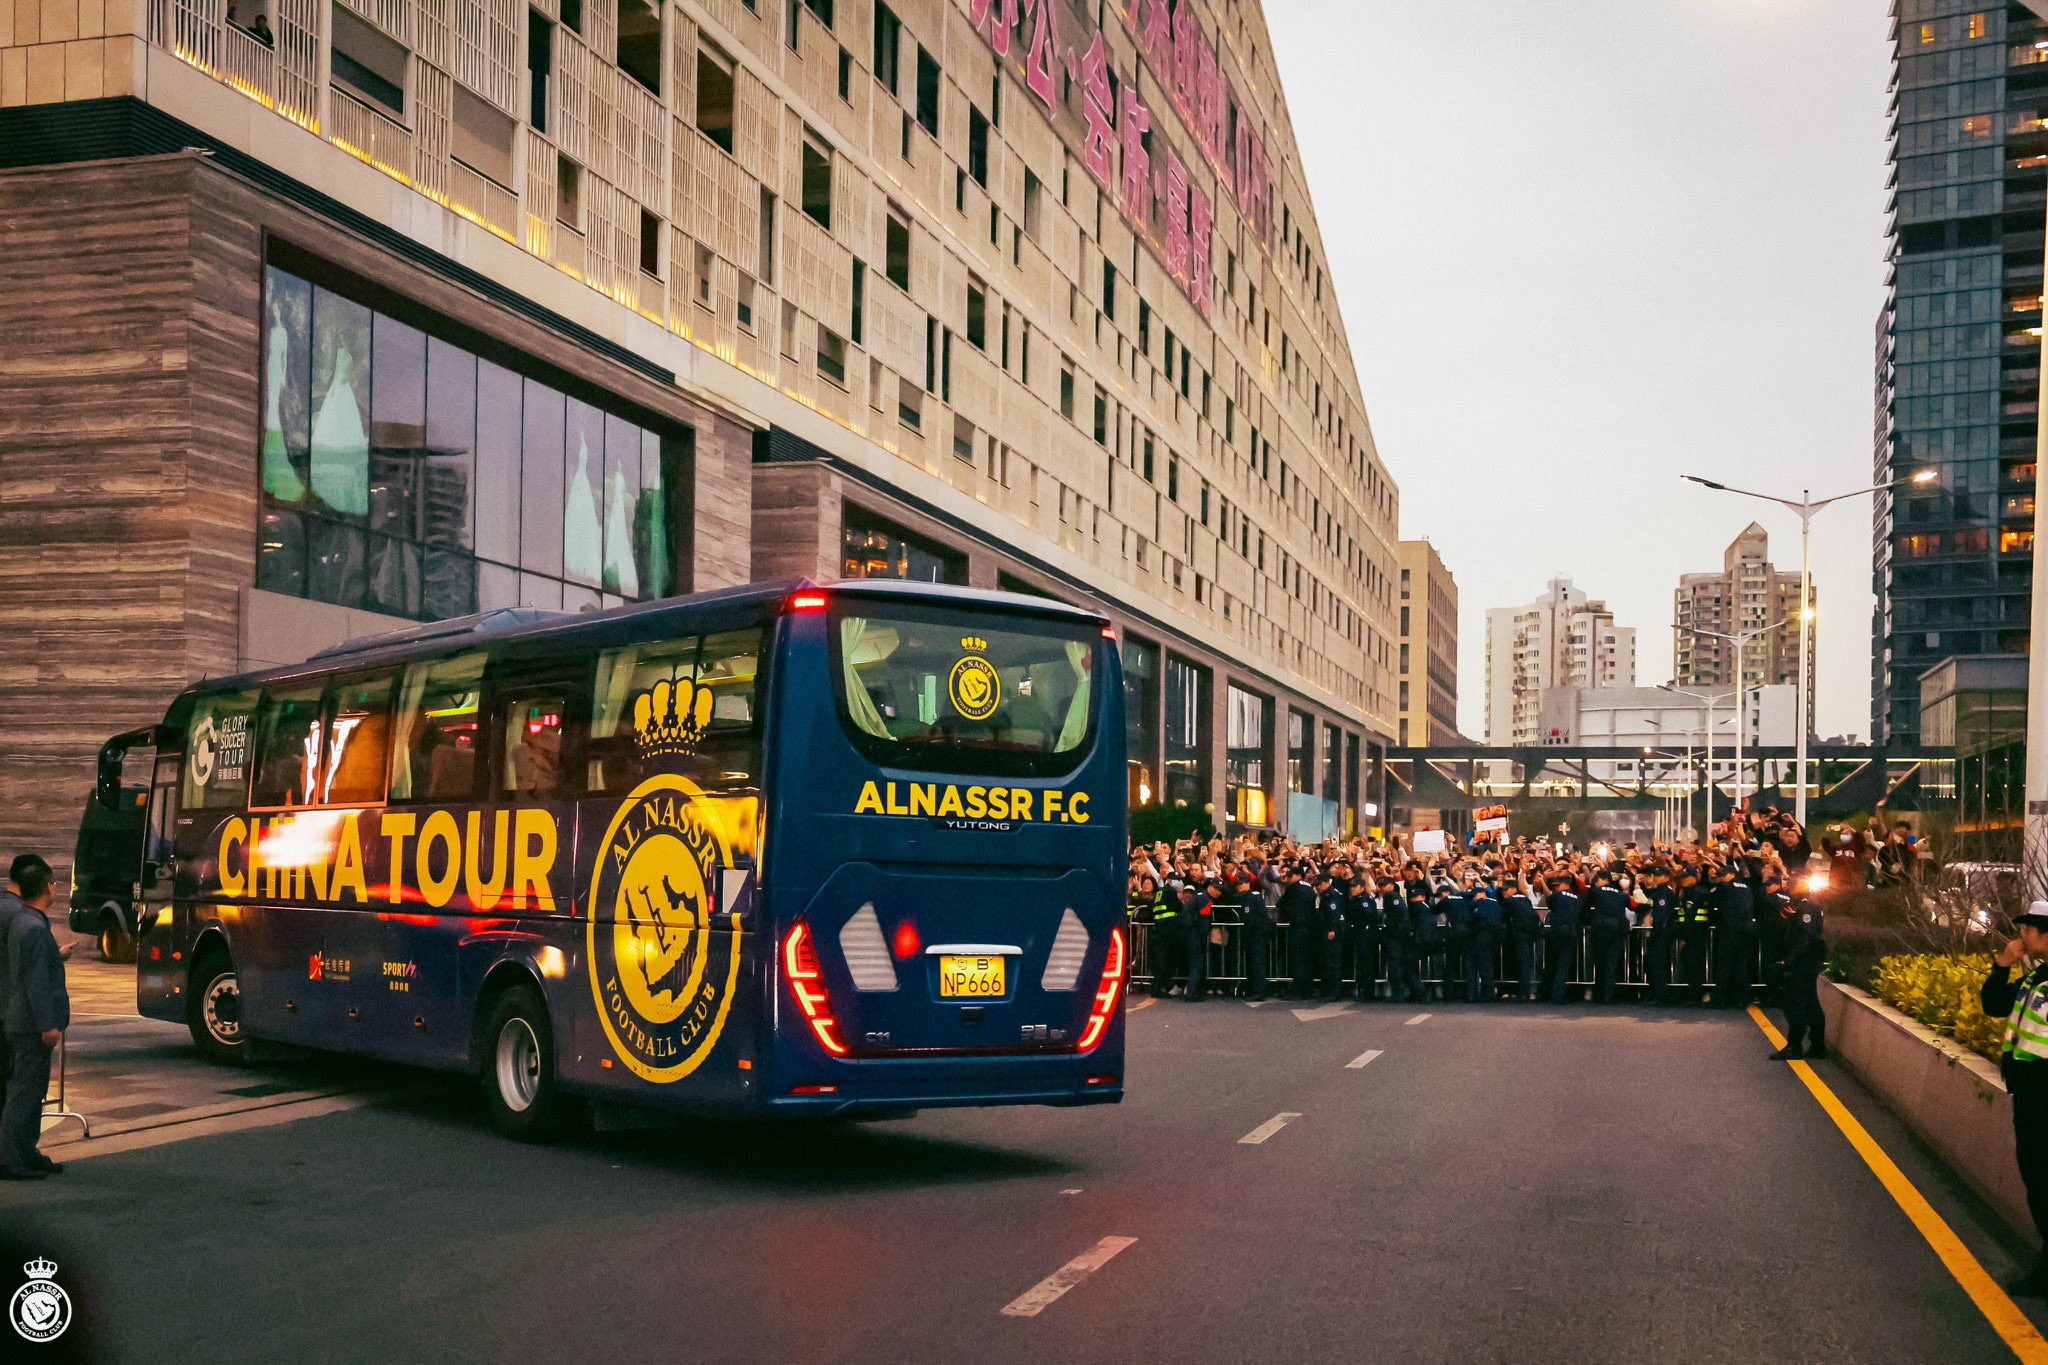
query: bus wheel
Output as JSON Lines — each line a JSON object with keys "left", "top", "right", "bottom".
{"left": 98, "top": 904, "right": 135, "bottom": 964}
{"left": 188, "top": 949, "right": 248, "bottom": 1064}
{"left": 479, "top": 986, "right": 577, "bottom": 1141}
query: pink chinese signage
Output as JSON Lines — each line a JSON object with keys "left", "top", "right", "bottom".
{"left": 963, "top": 0, "right": 1276, "bottom": 319}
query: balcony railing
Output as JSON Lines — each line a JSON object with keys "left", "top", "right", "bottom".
{"left": 219, "top": 21, "right": 276, "bottom": 106}
{"left": 448, "top": 157, "right": 518, "bottom": 240}
{"left": 330, "top": 87, "right": 414, "bottom": 183}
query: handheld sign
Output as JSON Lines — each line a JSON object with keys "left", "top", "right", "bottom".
{"left": 1413, "top": 829, "right": 1448, "bottom": 855}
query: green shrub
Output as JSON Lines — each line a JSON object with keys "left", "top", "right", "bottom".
{"left": 1866, "top": 953, "right": 2007, "bottom": 1062}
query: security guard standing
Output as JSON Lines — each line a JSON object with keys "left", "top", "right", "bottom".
{"left": 1756, "top": 871, "right": 1793, "bottom": 1007}
{"left": 1443, "top": 879, "right": 1475, "bottom": 1002}
{"left": 1278, "top": 864, "right": 1319, "bottom": 1000}
{"left": 1675, "top": 867, "right": 1713, "bottom": 1003}
{"left": 1586, "top": 870, "right": 1631, "bottom": 1005}
{"left": 1468, "top": 877, "right": 1504, "bottom": 1002}
{"left": 1346, "top": 873, "right": 1382, "bottom": 1001}
{"left": 1645, "top": 866, "right": 1679, "bottom": 1004}
{"left": 1236, "top": 871, "right": 1272, "bottom": 1002}
{"left": 1506, "top": 873, "right": 1542, "bottom": 1002}
{"left": 1314, "top": 869, "right": 1348, "bottom": 1001}
{"left": 1770, "top": 890, "right": 1827, "bottom": 1060}
{"left": 1980, "top": 904, "right": 2048, "bottom": 1297}
{"left": 1145, "top": 874, "right": 1182, "bottom": 999}
{"left": 1415, "top": 877, "right": 1450, "bottom": 1003}
{"left": 1400, "top": 874, "right": 1434, "bottom": 1004}
{"left": 1179, "top": 878, "right": 1213, "bottom": 1002}
{"left": 1380, "top": 876, "right": 1413, "bottom": 1002}
{"left": 1541, "top": 875, "right": 1584, "bottom": 1003}
{"left": 1713, "top": 862, "right": 1758, "bottom": 1010}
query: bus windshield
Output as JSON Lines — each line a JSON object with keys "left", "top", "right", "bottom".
{"left": 831, "top": 602, "right": 1100, "bottom": 778}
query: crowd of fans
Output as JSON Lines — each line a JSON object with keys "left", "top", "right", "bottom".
{"left": 1126, "top": 803, "right": 1854, "bottom": 1012}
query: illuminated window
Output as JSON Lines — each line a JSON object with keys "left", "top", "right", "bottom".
{"left": 1964, "top": 115, "right": 1993, "bottom": 138}
{"left": 1968, "top": 13, "right": 1986, "bottom": 39}
{"left": 2002, "top": 528, "right": 2035, "bottom": 554}
{"left": 1920, "top": 22, "right": 1935, "bottom": 44}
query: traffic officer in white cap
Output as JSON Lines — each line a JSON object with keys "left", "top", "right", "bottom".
{"left": 1982, "top": 902, "right": 2048, "bottom": 1297}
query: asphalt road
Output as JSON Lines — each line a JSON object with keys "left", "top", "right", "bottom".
{"left": 2, "top": 990, "right": 2039, "bottom": 1364}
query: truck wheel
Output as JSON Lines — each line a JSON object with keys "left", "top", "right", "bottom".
{"left": 188, "top": 948, "right": 249, "bottom": 1064}
{"left": 99, "top": 903, "right": 136, "bottom": 964}
{"left": 479, "top": 985, "right": 579, "bottom": 1141}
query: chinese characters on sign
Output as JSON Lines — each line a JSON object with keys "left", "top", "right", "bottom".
{"left": 963, "top": 0, "right": 1275, "bottom": 319}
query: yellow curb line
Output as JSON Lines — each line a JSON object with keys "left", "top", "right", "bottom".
{"left": 1746, "top": 1005, "right": 2048, "bottom": 1363}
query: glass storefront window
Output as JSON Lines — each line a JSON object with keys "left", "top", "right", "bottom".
{"left": 1163, "top": 654, "right": 1209, "bottom": 811}
{"left": 1122, "top": 636, "right": 1158, "bottom": 807}
{"left": 257, "top": 263, "right": 682, "bottom": 625}
{"left": 1226, "top": 685, "right": 1270, "bottom": 826}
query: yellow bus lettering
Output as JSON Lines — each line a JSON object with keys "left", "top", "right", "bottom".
{"left": 380, "top": 813, "right": 418, "bottom": 904}
{"left": 910, "top": 783, "right": 936, "bottom": 816}
{"left": 1042, "top": 790, "right": 1063, "bottom": 821}
{"left": 1068, "top": 792, "right": 1090, "bottom": 824}
{"left": 464, "top": 809, "right": 509, "bottom": 911}
{"left": 885, "top": 782, "right": 910, "bottom": 816}
{"left": 1009, "top": 788, "right": 1032, "bottom": 821}
{"left": 965, "top": 786, "right": 987, "bottom": 819}
{"left": 855, "top": 781, "right": 883, "bottom": 814}
{"left": 937, "top": 785, "right": 964, "bottom": 817}
{"left": 218, "top": 817, "right": 247, "bottom": 896}
{"left": 986, "top": 788, "right": 1008, "bottom": 820}
{"left": 332, "top": 813, "right": 368, "bottom": 902}
{"left": 417, "top": 810, "right": 461, "bottom": 909}
{"left": 512, "top": 808, "right": 557, "bottom": 912}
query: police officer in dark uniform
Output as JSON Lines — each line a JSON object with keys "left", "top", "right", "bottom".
{"left": 1278, "top": 864, "right": 1319, "bottom": 1000}
{"left": 1375, "top": 875, "right": 1409, "bottom": 1002}
{"left": 1236, "top": 870, "right": 1272, "bottom": 1002}
{"left": 1314, "top": 869, "right": 1348, "bottom": 1001}
{"left": 1468, "top": 876, "right": 1504, "bottom": 1002}
{"left": 1506, "top": 872, "right": 1542, "bottom": 1002}
{"left": 1413, "top": 876, "right": 1448, "bottom": 1003}
{"left": 1398, "top": 873, "right": 1433, "bottom": 1004}
{"left": 1642, "top": 866, "right": 1678, "bottom": 1005}
{"left": 1345, "top": 873, "right": 1380, "bottom": 1001}
{"left": 1713, "top": 862, "right": 1758, "bottom": 1009}
{"left": 1179, "top": 878, "right": 1213, "bottom": 1002}
{"left": 1756, "top": 870, "right": 1793, "bottom": 1007}
{"left": 1982, "top": 906, "right": 2048, "bottom": 1297}
{"left": 1770, "top": 890, "right": 1828, "bottom": 1059}
{"left": 1675, "top": 866, "right": 1713, "bottom": 1003}
{"left": 1541, "top": 874, "right": 1584, "bottom": 1004}
{"left": 1442, "top": 878, "right": 1475, "bottom": 1002}
{"left": 1586, "top": 870, "right": 1631, "bottom": 1005}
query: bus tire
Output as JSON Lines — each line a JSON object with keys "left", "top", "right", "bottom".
{"left": 187, "top": 947, "right": 249, "bottom": 1064}
{"left": 98, "top": 903, "right": 135, "bottom": 964}
{"left": 479, "top": 985, "right": 578, "bottom": 1141}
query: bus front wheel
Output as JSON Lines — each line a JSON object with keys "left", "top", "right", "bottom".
{"left": 188, "top": 949, "right": 248, "bottom": 1064}
{"left": 479, "top": 985, "right": 577, "bottom": 1141}
{"left": 97, "top": 903, "right": 135, "bottom": 964}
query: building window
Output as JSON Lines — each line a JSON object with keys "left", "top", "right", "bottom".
{"left": 696, "top": 47, "right": 736, "bottom": 153}
{"left": 616, "top": 0, "right": 661, "bottom": 94}
{"left": 256, "top": 260, "right": 681, "bottom": 622}
{"left": 872, "top": 1, "right": 900, "bottom": 92}
{"left": 801, "top": 131, "right": 832, "bottom": 227}
{"left": 1163, "top": 656, "right": 1211, "bottom": 809}
{"left": 968, "top": 106, "right": 989, "bottom": 186}
{"left": 817, "top": 325, "right": 847, "bottom": 387}
{"left": 898, "top": 377, "right": 923, "bottom": 430}
{"left": 1123, "top": 636, "right": 1159, "bottom": 806}
{"left": 915, "top": 45, "right": 939, "bottom": 136}
{"left": 637, "top": 209, "right": 662, "bottom": 278}
{"left": 1225, "top": 685, "right": 1270, "bottom": 826}
{"left": 841, "top": 506, "right": 963, "bottom": 583}
{"left": 556, "top": 154, "right": 582, "bottom": 229}
{"left": 526, "top": 11, "right": 552, "bottom": 131}
{"left": 331, "top": 5, "right": 407, "bottom": 117}
{"left": 966, "top": 277, "right": 987, "bottom": 350}
{"left": 885, "top": 207, "right": 911, "bottom": 288}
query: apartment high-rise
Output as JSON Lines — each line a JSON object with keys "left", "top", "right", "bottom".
{"left": 1484, "top": 578, "right": 1636, "bottom": 745}
{"left": 1674, "top": 523, "right": 1812, "bottom": 719}
{"left": 1395, "top": 538, "right": 1458, "bottom": 746}
{"left": 1872, "top": 0, "right": 2047, "bottom": 744}
{"left": 0, "top": 0, "right": 1406, "bottom": 872}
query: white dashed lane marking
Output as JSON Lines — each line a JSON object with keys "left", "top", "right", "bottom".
{"left": 1405, "top": 1013, "right": 1432, "bottom": 1025}
{"left": 1238, "top": 1112, "right": 1303, "bottom": 1145}
{"left": 1000, "top": 1236, "right": 1138, "bottom": 1317}
{"left": 1346, "top": 1049, "right": 1384, "bottom": 1069}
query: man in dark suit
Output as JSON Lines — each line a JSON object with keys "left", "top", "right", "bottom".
{"left": 1, "top": 854, "right": 71, "bottom": 1179}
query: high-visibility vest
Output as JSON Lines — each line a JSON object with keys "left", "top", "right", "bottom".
{"left": 2005, "top": 963, "right": 2048, "bottom": 1063}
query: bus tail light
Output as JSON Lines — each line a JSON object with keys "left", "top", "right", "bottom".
{"left": 782, "top": 920, "right": 848, "bottom": 1056}
{"left": 1077, "top": 927, "right": 1126, "bottom": 1052}
{"left": 787, "top": 592, "right": 829, "bottom": 612}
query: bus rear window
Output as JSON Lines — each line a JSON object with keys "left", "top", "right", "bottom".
{"left": 831, "top": 604, "right": 1101, "bottom": 777}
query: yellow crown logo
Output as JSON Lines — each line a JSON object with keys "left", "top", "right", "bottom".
{"left": 632, "top": 678, "right": 713, "bottom": 760}
{"left": 960, "top": 635, "right": 988, "bottom": 652}
{"left": 24, "top": 1258, "right": 56, "bottom": 1280}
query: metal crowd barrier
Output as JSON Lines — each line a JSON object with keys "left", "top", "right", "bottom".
{"left": 41, "top": 1031, "right": 89, "bottom": 1139}
{"left": 1126, "top": 916, "right": 1772, "bottom": 997}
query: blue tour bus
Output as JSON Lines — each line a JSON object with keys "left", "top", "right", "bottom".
{"left": 131, "top": 579, "right": 1129, "bottom": 1137}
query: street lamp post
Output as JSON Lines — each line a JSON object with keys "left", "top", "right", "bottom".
{"left": 1658, "top": 683, "right": 1734, "bottom": 839}
{"left": 1681, "top": 470, "right": 1937, "bottom": 831}
{"left": 1678, "top": 617, "right": 1792, "bottom": 822}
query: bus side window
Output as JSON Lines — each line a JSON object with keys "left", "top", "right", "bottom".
{"left": 692, "top": 628, "right": 763, "bottom": 792}
{"left": 323, "top": 673, "right": 397, "bottom": 805}
{"left": 391, "top": 653, "right": 487, "bottom": 803}
{"left": 588, "top": 637, "right": 701, "bottom": 792}
{"left": 249, "top": 683, "right": 327, "bottom": 808}
{"left": 491, "top": 656, "right": 590, "bottom": 801}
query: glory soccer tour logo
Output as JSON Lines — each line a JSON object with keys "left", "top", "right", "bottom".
{"left": 586, "top": 681, "right": 743, "bottom": 1083}
{"left": 11, "top": 1258, "right": 71, "bottom": 1343}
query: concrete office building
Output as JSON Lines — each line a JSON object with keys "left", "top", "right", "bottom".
{"left": 0, "top": 0, "right": 1405, "bottom": 875}
{"left": 1484, "top": 577, "right": 1635, "bottom": 746}
{"left": 1674, "top": 522, "right": 1812, "bottom": 722}
{"left": 1395, "top": 537, "right": 1457, "bottom": 746}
